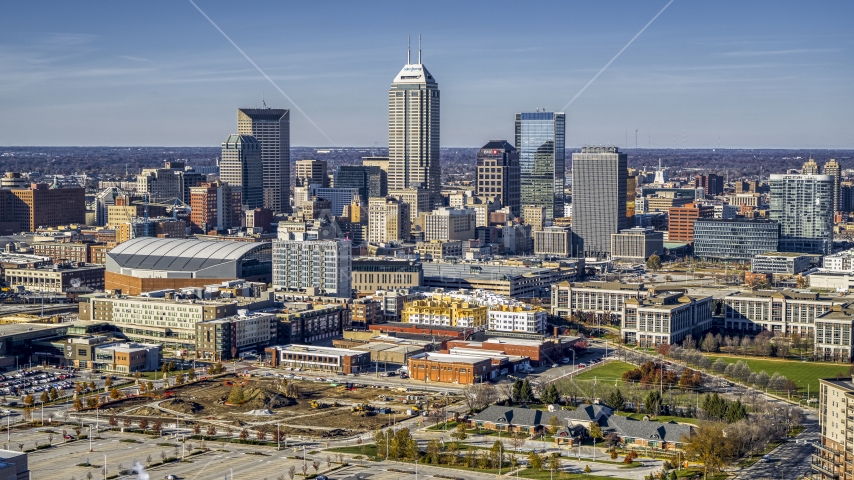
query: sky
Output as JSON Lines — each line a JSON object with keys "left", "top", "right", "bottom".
{"left": 0, "top": 1, "right": 852, "bottom": 149}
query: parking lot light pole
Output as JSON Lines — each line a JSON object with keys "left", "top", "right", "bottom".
{"left": 88, "top": 425, "right": 92, "bottom": 452}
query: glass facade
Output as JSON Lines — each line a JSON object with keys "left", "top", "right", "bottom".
{"left": 333, "top": 165, "right": 387, "bottom": 203}
{"left": 515, "top": 112, "right": 565, "bottom": 221}
{"left": 769, "top": 174, "right": 833, "bottom": 255}
{"left": 693, "top": 219, "right": 780, "bottom": 261}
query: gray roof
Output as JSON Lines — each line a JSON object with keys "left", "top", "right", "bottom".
{"left": 107, "top": 237, "right": 266, "bottom": 272}
{"left": 604, "top": 416, "right": 694, "bottom": 443}
{"left": 472, "top": 405, "right": 606, "bottom": 428}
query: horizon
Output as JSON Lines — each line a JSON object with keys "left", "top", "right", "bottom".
{"left": 0, "top": 1, "right": 851, "bottom": 149}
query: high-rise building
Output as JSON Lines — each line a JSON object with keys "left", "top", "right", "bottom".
{"left": 802, "top": 158, "right": 820, "bottom": 175}
{"left": 694, "top": 173, "right": 724, "bottom": 197}
{"left": 307, "top": 186, "right": 360, "bottom": 217}
{"left": 189, "top": 181, "right": 242, "bottom": 233}
{"left": 237, "top": 108, "right": 290, "bottom": 213}
{"left": 295, "top": 160, "right": 329, "bottom": 188}
{"left": 668, "top": 203, "right": 715, "bottom": 243}
{"left": 610, "top": 227, "right": 664, "bottom": 262}
{"left": 368, "top": 197, "right": 411, "bottom": 244}
{"left": 388, "top": 48, "right": 441, "bottom": 207}
{"left": 523, "top": 206, "right": 547, "bottom": 232}
{"left": 476, "top": 140, "right": 521, "bottom": 217}
{"left": 272, "top": 238, "right": 352, "bottom": 298}
{"left": 389, "top": 188, "right": 431, "bottom": 222}
{"left": 8, "top": 184, "right": 85, "bottom": 232}
{"left": 220, "top": 134, "right": 264, "bottom": 209}
{"left": 515, "top": 112, "right": 565, "bottom": 221}
{"left": 769, "top": 174, "right": 833, "bottom": 255}
{"left": 423, "top": 207, "right": 476, "bottom": 242}
{"left": 571, "top": 146, "right": 628, "bottom": 258}
{"left": 534, "top": 226, "right": 571, "bottom": 257}
{"left": 333, "top": 165, "right": 387, "bottom": 203}
{"left": 824, "top": 159, "right": 841, "bottom": 214}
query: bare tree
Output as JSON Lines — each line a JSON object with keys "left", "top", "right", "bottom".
{"left": 461, "top": 384, "right": 498, "bottom": 412}
{"left": 287, "top": 465, "right": 296, "bottom": 480}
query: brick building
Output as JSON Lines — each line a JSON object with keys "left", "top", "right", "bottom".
{"left": 265, "top": 345, "right": 370, "bottom": 374}
{"left": 407, "top": 352, "right": 493, "bottom": 384}
{"left": 8, "top": 184, "right": 85, "bottom": 231}
{"left": 668, "top": 203, "right": 715, "bottom": 243}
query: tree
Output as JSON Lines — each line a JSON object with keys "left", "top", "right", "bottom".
{"left": 193, "top": 424, "right": 201, "bottom": 435}
{"left": 605, "top": 389, "right": 626, "bottom": 412}
{"left": 108, "top": 415, "right": 118, "bottom": 427}
{"left": 540, "top": 384, "right": 559, "bottom": 404}
{"left": 175, "top": 374, "right": 184, "bottom": 386}
{"left": 644, "top": 390, "right": 662, "bottom": 416}
{"left": 153, "top": 419, "right": 162, "bottom": 435}
{"left": 589, "top": 421, "right": 603, "bottom": 445}
{"left": 48, "top": 387, "right": 58, "bottom": 402}
{"left": 426, "top": 439, "right": 441, "bottom": 464}
{"left": 451, "top": 422, "right": 468, "bottom": 441}
{"left": 390, "top": 427, "right": 418, "bottom": 460}
{"left": 138, "top": 418, "right": 149, "bottom": 431}
{"left": 683, "top": 423, "right": 734, "bottom": 478}
{"left": 227, "top": 385, "right": 245, "bottom": 405}
{"left": 239, "top": 428, "right": 249, "bottom": 440}
{"left": 206, "top": 425, "right": 217, "bottom": 436}
{"left": 510, "top": 431, "right": 526, "bottom": 452}
{"left": 646, "top": 254, "right": 662, "bottom": 272}
{"left": 188, "top": 369, "right": 196, "bottom": 381}
{"left": 287, "top": 466, "right": 295, "bottom": 480}
{"left": 527, "top": 450, "right": 543, "bottom": 471}
{"left": 109, "top": 387, "right": 121, "bottom": 400}
{"left": 23, "top": 394, "right": 34, "bottom": 407}
{"left": 701, "top": 333, "right": 719, "bottom": 353}
{"left": 86, "top": 397, "right": 98, "bottom": 408}
{"left": 519, "top": 380, "right": 534, "bottom": 403}
{"left": 547, "top": 415, "right": 560, "bottom": 434}
{"left": 461, "top": 383, "right": 498, "bottom": 412}
{"left": 511, "top": 380, "right": 523, "bottom": 403}
{"left": 123, "top": 417, "right": 132, "bottom": 429}
{"left": 490, "top": 440, "right": 504, "bottom": 469}
{"left": 73, "top": 398, "right": 83, "bottom": 411}
{"left": 104, "top": 377, "right": 113, "bottom": 389}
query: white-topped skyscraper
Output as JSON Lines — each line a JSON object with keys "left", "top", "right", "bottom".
{"left": 388, "top": 39, "right": 441, "bottom": 208}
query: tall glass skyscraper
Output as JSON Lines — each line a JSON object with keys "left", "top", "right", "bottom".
{"left": 515, "top": 112, "right": 565, "bottom": 221}
{"left": 572, "top": 146, "right": 628, "bottom": 259}
{"left": 388, "top": 49, "right": 441, "bottom": 207}
{"left": 769, "top": 174, "right": 833, "bottom": 254}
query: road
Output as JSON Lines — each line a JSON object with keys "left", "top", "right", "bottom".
{"left": 733, "top": 413, "right": 819, "bottom": 480}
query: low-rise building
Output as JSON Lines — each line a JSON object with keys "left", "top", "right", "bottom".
{"left": 622, "top": 292, "right": 714, "bottom": 347}
{"left": 93, "top": 342, "right": 161, "bottom": 373}
{"left": 4, "top": 263, "right": 104, "bottom": 293}
{"left": 693, "top": 218, "right": 779, "bottom": 261}
{"left": 351, "top": 258, "right": 422, "bottom": 295}
{"left": 487, "top": 305, "right": 547, "bottom": 334}
{"left": 416, "top": 240, "right": 463, "bottom": 261}
{"left": 422, "top": 262, "right": 578, "bottom": 298}
{"left": 401, "top": 296, "right": 488, "bottom": 330}
{"left": 195, "top": 311, "right": 278, "bottom": 360}
{"left": 265, "top": 344, "right": 371, "bottom": 374}
{"left": 610, "top": 227, "right": 663, "bottom": 262}
{"left": 751, "top": 252, "right": 811, "bottom": 275}
{"left": 722, "top": 289, "right": 849, "bottom": 335}
{"left": 814, "top": 305, "right": 854, "bottom": 363}
{"left": 276, "top": 303, "right": 350, "bottom": 344}
{"left": 445, "top": 336, "right": 577, "bottom": 367}
{"left": 350, "top": 298, "right": 383, "bottom": 328}
{"left": 408, "top": 352, "right": 493, "bottom": 384}
{"left": 551, "top": 281, "right": 647, "bottom": 323}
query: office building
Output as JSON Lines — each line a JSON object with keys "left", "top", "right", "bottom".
{"left": 416, "top": 239, "right": 463, "bottom": 261}
{"left": 195, "top": 311, "right": 278, "bottom": 360}
{"left": 333, "top": 165, "right": 387, "bottom": 203}
{"left": 306, "top": 186, "right": 359, "bottom": 217}
{"left": 388, "top": 48, "right": 441, "bottom": 206}
{"left": 32, "top": 242, "right": 101, "bottom": 264}
{"left": 802, "top": 158, "right": 820, "bottom": 175}
{"left": 244, "top": 207, "right": 274, "bottom": 233}
{"left": 750, "top": 252, "right": 811, "bottom": 275}
{"left": 722, "top": 289, "right": 845, "bottom": 335}
{"left": 476, "top": 140, "right": 521, "bottom": 216}
{"left": 516, "top": 111, "right": 565, "bottom": 221}
{"left": 272, "top": 239, "right": 351, "bottom": 298}
{"left": 4, "top": 263, "right": 104, "bottom": 293}
{"left": 769, "top": 174, "right": 833, "bottom": 255}
{"left": 275, "top": 303, "right": 351, "bottom": 344}
{"left": 237, "top": 108, "right": 290, "bottom": 213}
{"left": 572, "top": 146, "right": 627, "bottom": 258}
{"left": 668, "top": 203, "right": 715, "bottom": 243}
{"left": 640, "top": 194, "right": 694, "bottom": 213}
{"left": 693, "top": 173, "right": 724, "bottom": 197}
{"left": 389, "top": 188, "right": 431, "bottom": 222}
{"left": 137, "top": 161, "right": 205, "bottom": 205}
{"left": 423, "top": 262, "right": 578, "bottom": 298}
{"left": 693, "top": 218, "right": 779, "bottom": 261}
{"left": 351, "top": 258, "right": 423, "bottom": 294}
{"left": 220, "top": 134, "right": 264, "bottom": 209}
{"left": 622, "top": 292, "right": 714, "bottom": 347}
{"left": 523, "top": 205, "right": 547, "bottom": 232}
{"left": 295, "top": 159, "right": 328, "bottom": 188}
{"left": 266, "top": 345, "right": 371, "bottom": 374}
{"left": 714, "top": 204, "right": 739, "bottom": 219}
{"left": 7, "top": 184, "right": 85, "bottom": 232}
{"left": 104, "top": 237, "right": 272, "bottom": 294}
{"left": 814, "top": 305, "right": 854, "bottom": 363}
{"left": 368, "top": 197, "right": 411, "bottom": 243}
{"left": 189, "top": 181, "right": 242, "bottom": 233}
{"left": 534, "top": 226, "right": 571, "bottom": 257}
{"left": 115, "top": 217, "right": 186, "bottom": 244}
{"left": 551, "top": 281, "right": 647, "bottom": 322}
{"left": 423, "top": 207, "right": 476, "bottom": 242}
{"left": 610, "top": 227, "right": 663, "bottom": 262}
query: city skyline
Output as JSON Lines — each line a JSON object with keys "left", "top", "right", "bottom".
{"left": 0, "top": 1, "right": 850, "bottom": 148}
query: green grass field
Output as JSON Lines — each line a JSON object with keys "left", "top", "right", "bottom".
{"left": 518, "top": 469, "right": 629, "bottom": 480}
{"left": 572, "top": 361, "right": 636, "bottom": 382}
{"left": 710, "top": 355, "right": 846, "bottom": 395}
{"left": 614, "top": 412, "right": 699, "bottom": 425}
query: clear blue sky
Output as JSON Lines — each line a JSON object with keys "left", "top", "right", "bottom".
{"left": 0, "top": 1, "right": 851, "bottom": 148}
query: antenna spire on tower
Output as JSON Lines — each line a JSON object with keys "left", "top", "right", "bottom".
{"left": 418, "top": 35, "right": 422, "bottom": 63}
{"left": 407, "top": 35, "right": 411, "bottom": 64}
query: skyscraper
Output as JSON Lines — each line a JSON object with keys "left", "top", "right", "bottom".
{"left": 237, "top": 108, "right": 290, "bottom": 213}
{"left": 572, "top": 146, "right": 628, "bottom": 258}
{"left": 515, "top": 112, "right": 565, "bottom": 221}
{"left": 802, "top": 158, "right": 819, "bottom": 175}
{"left": 295, "top": 159, "right": 328, "bottom": 188}
{"left": 388, "top": 46, "right": 440, "bottom": 207}
{"left": 334, "top": 165, "right": 387, "bottom": 203}
{"left": 824, "top": 159, "right": 841, "bottom": 214}
{"left": 769, "top": 174, "right": 833, "bottom": 254}
{"left": 220, "top": 134, "right": 264, "bottom": 209}
{"left": 476, "top": 140, "right": 521, "bottom": 217}
{"left": 272, "top": 238, "right": 352, "bottom": 298}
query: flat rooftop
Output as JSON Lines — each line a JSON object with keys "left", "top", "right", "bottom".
{"left": 410, "top": 352, "right": 489, "bottom": 364}
{"left": 270, "top": 344, "right": 366, "bottom": 356}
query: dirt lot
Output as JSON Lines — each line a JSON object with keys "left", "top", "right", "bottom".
{"left": 96, "top": 375, "right": 453, "bottom": 437}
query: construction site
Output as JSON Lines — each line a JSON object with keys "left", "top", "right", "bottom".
{"left": 94, "top": 374, "right": 458, "bottom": 439}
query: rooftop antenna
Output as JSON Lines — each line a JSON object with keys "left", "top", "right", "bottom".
{"left": 407, "top": 35, "right": 411, "bottom": 64}
{"left": 418, "top": 35, "right": 421, "bottom": 64}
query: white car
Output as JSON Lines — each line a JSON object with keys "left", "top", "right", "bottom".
{"left": 551, "top": 364, "right": 559, "bottom": 368}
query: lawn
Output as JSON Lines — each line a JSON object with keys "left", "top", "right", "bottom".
{"left": 615, "top": 412, "right": 699, "bottom": 425}
{"left": 517, "top": 468, "right": 630, "bottom": 480}
{"left": 709, "top": 355, "right": 845, "bottom": 396}
{"left": 572, "top": 361, "right": 636, "bottom": 383}
{"left": 326, "top": 444, "right": 378, "bottom": 457}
